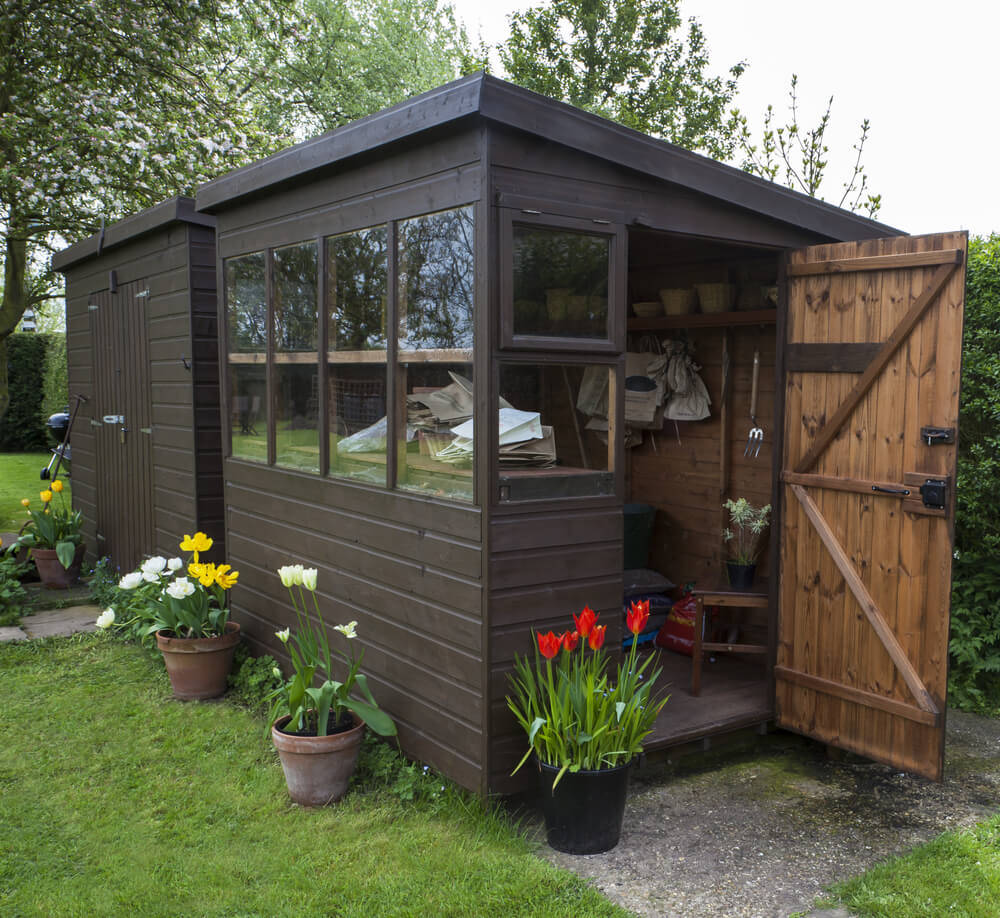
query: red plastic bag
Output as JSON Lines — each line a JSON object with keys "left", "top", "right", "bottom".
{"left": 655, "top": 593, "right": 697, "bottom": 656}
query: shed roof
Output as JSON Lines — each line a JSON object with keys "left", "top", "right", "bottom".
{"left": 52, "top": 196, "right": 215, "bottom": 273}
{"left": 196, "top": 72, "right": 899, "bottom": 241}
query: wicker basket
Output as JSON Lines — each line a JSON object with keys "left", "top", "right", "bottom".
{"left": 632, "top": 301, "right": 663, "bottom": 318}
{"left": 658, "top": 288, "right": 696, "bottom": 315}
{"left": 694, "top": 283, "right": 735, "bottom": 314}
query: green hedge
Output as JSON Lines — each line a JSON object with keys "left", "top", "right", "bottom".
{"left": 0, "top": 333, "right": 63, "bottom": 451}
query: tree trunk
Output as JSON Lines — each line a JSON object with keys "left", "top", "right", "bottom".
{"left": 0, "top": 217, "right": 30, "bottom": 423}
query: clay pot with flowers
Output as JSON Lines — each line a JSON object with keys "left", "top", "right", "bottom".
{"left": 117, "top": 532, "right": 241, "bottom": 699}
{"left": 507, "top": 601, "right": 669, "bottom": 854}
{"left": 13, "top": 480, "right": 84, "bottom": 588}
{"left": 268, "top": 564, "right": 396, "bottom": 806}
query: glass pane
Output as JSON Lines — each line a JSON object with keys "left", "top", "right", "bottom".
{"left": 396, "top": 207, "right": 476, "bottom": 502}
{"left": 226, "top": 253, "right": 266, "bottom": 353}
{"left": 497, "top": 362, "right": 614, "bottom": 501}
{"left": 273, "top": 242, "right": 318, "bottom": 469}
{"left": 328, "top": 228, "right": 388, "bottom": 485}
{"left": 275, "top": 364, "right": 319, "bottom": 472}
{"left": 512, "top": 225, "right": 610, "bottom": 339}
{"left": 229, "top": 364, "right": 267, "bottom": 462}
{"left": 274, "top": 242, "right": 318, "bottom": 353}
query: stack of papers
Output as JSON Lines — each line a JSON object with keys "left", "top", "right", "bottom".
{"left": 445, "top": 408, "right": 556, "bottom": 469}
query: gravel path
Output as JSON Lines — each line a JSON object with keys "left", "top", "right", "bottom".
{"left": 530, "top": 712, "right": 1000, "bottom": 917}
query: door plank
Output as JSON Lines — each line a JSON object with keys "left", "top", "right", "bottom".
{"left": 790, "top": 483, "right": 938, "bottom": 715}
{"left": 785, "top": 248, "right": 963, "bottom": 277}
{"left": 794, "top": 259, "right": 962, "bottom": 474}
{"left": 774, "top": 665, "right": 939, "bottom": 726}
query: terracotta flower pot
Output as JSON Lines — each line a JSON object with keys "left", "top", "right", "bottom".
{"left": 156, "top": 621, "right": 241, "bottom": 700}
{"left": 271, "top": 712, "right": 365, "bottom": 806}
{"left": 31, "top": 544, "right": 85, "bottom": 589}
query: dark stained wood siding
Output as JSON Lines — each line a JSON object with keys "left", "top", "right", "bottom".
{"left": 211, "top": 131, "right": 487, "bottom": 793}
{"left": 61, "top": 207, "right": 221, "bottom": 571}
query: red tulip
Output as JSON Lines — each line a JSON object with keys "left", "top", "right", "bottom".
{"left": 626, "top": 599, "right": 650, "bottom": 635}
{"left": 537, "top": 631, "right": 561, "bottom": 659}
{"left": 573, "top": 605, "right": 598, "bottom": 639}
{"left": 588, "top": 624, "right": 607, "bottom": 651}
{"left": 561, "top": 630, "right": 580, "bottom": 652}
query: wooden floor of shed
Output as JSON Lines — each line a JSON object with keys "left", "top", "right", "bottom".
{"left": 645, "top": 650, "right": 770, "bottom": 749}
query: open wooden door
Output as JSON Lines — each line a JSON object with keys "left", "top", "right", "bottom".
{"left": 776, "top": 232, "right": 967, "bottom": 780}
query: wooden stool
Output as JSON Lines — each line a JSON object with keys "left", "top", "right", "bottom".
{"left": 690, "top": 587, "right": 769, "bottom": 696}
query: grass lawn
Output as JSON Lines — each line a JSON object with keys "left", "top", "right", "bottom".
{"left": 0, "top": 451, "right": 70, "bottom": 532}
{"left": 824, "top": 818, "right": 1000, "bottom": 918}
{"left": 0, "top": 636, "right": 627, "bottom": 918}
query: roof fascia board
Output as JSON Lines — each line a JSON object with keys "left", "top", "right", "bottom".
{"left": 52, "top": 196, "right": 215, "bottom": 273}
{"left": 477, "top": 75, "right": 900, "bottom": 241}
{"left": 196, "top": 73, "right": 485, "bottom": 214}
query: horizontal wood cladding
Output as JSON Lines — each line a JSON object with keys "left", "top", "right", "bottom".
{"left": 489, "top": 130, "right": 830, "bottom": 250}
{"left": 226, "top": 459, "right": 481, "bottom": 543}
{"left": 211, "top": 127, "right": 481, "bottom": 237}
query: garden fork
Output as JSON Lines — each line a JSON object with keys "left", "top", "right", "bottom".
{"left": 743, "top": 347, "right": 763, "bottom": 458}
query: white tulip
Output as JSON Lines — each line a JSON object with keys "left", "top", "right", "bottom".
{"left": 142, "top": 571, "right": 160, "bottom": 584}
{"left": 118, "top": 572, "right": 143, "bottom": 590}
{"left": 165, "top": 578, "right": 196, "bottom": 600}
{"left": 167, "top": 557, "right": 183, "bottom": 572}
{"left": 277, "top": 565, "right": 296, "bottom": 587}
{"left": 96, "top": 608, "right": 115, "bottom": 629}
{"left": 141, "top": 556, "right": 167, "bottom": 575}
{"left": 275, "top": 628, "right": 290, "bottom": 643}
{"left": 302, "top": 568, "right": 318, "bottom": 591}
{"left": 334, "top": 621, "right": 358, "bottom": 640}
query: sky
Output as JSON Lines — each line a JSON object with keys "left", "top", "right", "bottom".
{"left": 451, "top": 0, "right": 998, "bottom": 238}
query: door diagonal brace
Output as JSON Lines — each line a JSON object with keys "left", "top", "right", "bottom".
{"left": 790, "top": 483, "right": 939, "bottom": 715}
{"left": 794, "top": 259, "right": 960, "bottom": 474}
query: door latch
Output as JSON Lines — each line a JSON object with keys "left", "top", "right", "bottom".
{"left": 921, "top": 426, "right": 955, "bottom": 446}
{"left": 102, "top": 414, "right": 125, "bottom": 425}
{"left": 920, "top": 479, "right": 947, "bottom": 510}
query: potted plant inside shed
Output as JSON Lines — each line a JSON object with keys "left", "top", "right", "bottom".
{"left": 14, "top": 480, "right": 84, "bottom": 588}
{"left": 722, "top": 497, "right": 771, "bottom": 590}
{"left": 119, "top": 532, "right": 241, "bottom": 699}
{"left": 268, "top": 564, "right": 396, "bottom": 806}
{"left": 507, "top": 602, "right": 669, "bottom": 854}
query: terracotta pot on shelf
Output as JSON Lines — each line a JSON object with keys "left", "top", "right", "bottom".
{"left": 271, "top": 712, "right": 365, "bottom": 806}
{"left": 31, "top": 544, "right": 85, "bottom": 589}
{"left": 156, "top": 621, "right": 241, "bottom": 700}
{"left": 537, "top": 758, "right": 631, "bottom": 854}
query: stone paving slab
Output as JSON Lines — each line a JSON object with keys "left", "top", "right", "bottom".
{"left": 0, "top": 626, "right": 29, "bottom": 642}
{"left": 20, "top": 604, "right": 101, "bottom": 638}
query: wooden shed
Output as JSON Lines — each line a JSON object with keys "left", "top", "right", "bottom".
{"left": 196, "top": 73, "right": 966, "bottom": 794}
{"left": 53, "top": 197, "right": 225, "bottom": 573}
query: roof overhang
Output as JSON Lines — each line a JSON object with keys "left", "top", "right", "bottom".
{"left": 52, "top": 196, "right": 215, "bottom": 273}
{"left": 196, "top": 72, "right": 900, "bottom": 242}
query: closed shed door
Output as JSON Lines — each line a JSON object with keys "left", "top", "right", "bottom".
{"left": 777, "top": 232, "right": 966, "bottom": 780}
{"left": 90, "top": 281, "right": 155, "bottom": 571}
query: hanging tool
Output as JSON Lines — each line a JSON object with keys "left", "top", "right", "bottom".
{"left": 743, "top": 345, "right": 763, "bottom": 458}
{"left": 41, "top": 393, "right": 87, "bottom": 480}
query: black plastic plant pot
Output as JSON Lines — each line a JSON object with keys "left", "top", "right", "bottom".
{"left": 726, "top": 561, "right": 757, "bottom": 590}
{"left": 537, "top": 758, "right": 631, "bottom": 855}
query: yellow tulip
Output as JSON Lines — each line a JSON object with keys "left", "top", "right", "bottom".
{"left": 40, "top": 490, "right": 52, "bottom": 503}
{"left": 179, "top": 531, "right": 213, "bottom": 562}
{"left": 51, "top": 480, "right": 64, "bottom": 493}
{"left": 214, "top": 565, "right": 239, "bottom": 590}
{"left": 195, "top": 562, "right": 217, "bottom": 588}
{"left": 21, "top": 498, "right": 29, "bottom": 507}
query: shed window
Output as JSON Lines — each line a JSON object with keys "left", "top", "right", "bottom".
{"left": 273, "top": 242, "right": 319, "bottom": 473}
{"left": 497, "top": 361, "right": 615, "bottom": 502}
{"left": 396, "top": 206, "right": 475, "bottom": 502}
{"left": 226, "top": 252, "right": 267, "bottom": 462}
{"left": 328, "top": 227, "right": 388, "bottom": 485}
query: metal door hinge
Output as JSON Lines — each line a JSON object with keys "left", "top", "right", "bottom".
{"left": 90, "top": 419, "right": 102, "bottom": 427}
{"left": 88, "top": 304, "right": 99, "bottom": 311}
{"left": 920, "top": 479, "right": 947, "bottom": 510}
{"left": 140, "top": 427, "right": 152, "bottom": 435}
{"left": 136, "top": 289, "right": 150, "bottom": 299}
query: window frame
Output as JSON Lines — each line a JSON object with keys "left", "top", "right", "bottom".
{"left": 498, "top": 208, "right": 625, "bottom": 354}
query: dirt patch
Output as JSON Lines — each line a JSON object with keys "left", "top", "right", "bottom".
{"left": 525, "top": 712, "right": 1000, "bottom": 917}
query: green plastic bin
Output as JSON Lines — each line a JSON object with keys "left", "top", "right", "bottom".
{"left": 623, "top": 503, "right": 654, "bottom": 570}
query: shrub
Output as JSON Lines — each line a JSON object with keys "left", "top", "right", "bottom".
{"left": 0, "top": 333, "right": 51, "bottom": 450}
{"left": 40, "top": 334, "right": 68, "bottom": 432}
{"left": 950, "top": 234, "right": 1000, "bottom": 712}
{"left": 0, "top": 553, "right": 30, "bottom": 626}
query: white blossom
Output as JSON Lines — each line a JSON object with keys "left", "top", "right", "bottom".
{"left": 96, "top": 608, "right": 115, "bottom": 629}
{"left": 334, "top": 621, "right": 358, "bottom": 640}
{"left": 119, "top": 571, "right": 143, "bottom": 590}
{"left": 165, "top": 578, "right": 195, "bottom": 600}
